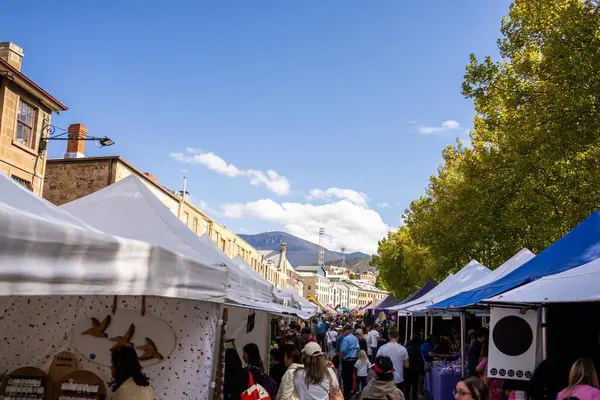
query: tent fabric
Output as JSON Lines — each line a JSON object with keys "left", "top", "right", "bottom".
{"left": 399, "top": 279, "right": 438, "bottom": 305}
{"left": 375, "top": 294, "right": 402, "bottom": 310}
{"left": 405, "top": 260, "right": 490, "bottom": 313}
{"left": 274, "top": 287, "right": 319, "bottom": 314}
{"left": 62, "top": 176, "right": 273, "bottom": 304}
{"left": 0, "top": 173, "right": 226, "bottom": 302}
{"left": 434, "top": 211, "right": 600, "bottom": 309}
{"left": 485, "top": 257, "right": 600, "bottom": 304}
{"left": 430, "top": 248, "right": 535, "bottom": 309}
{"left": 388, "top": 260, "right": 490, "bottom": 313}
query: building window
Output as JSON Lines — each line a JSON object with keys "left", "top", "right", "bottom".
{"left": 192, "top": 217, "right": 198, "bottom": 233}
{"left": 182, "top": 211, "right": 189, "bottom": 225}
{"left": 16, "top": 100, "right": 37, "bottom": 149}
{"left": 307, "top": 285, "right": 312, "bottom": 290}
{"left": 11, "top": 175, "right": 32, "bottom": 191}
{"left": 202, "top": 220, "right": 208, "bottom": 234}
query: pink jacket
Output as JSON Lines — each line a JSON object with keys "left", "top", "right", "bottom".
{"left": 557, "top": 385, "right": 600, "bottom": 400}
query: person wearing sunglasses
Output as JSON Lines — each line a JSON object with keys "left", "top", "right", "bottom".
{"left": 454, "top": 376, "right": 490, "bottom": 400}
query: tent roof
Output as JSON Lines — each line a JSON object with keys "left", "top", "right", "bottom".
{"left": 430, "top": 248, "right": 535, "bottom": 309}
{"left": 0, "top": 173, "right": 227, "bottom": 301}
{"left": 486, "top": 256, "right": 600, "bottom": 304}
{"left": 62, "top": 175, "right": 273, "bottom": 304}
{"left": 406, "top": 260, "right": 490, "bottom": 312}
{"left": 375, "top": 294, "right": 402, "bottom": 310}
{"left": 389, "top": 260, "right": 490, "bottom": 312}
{"left": 434, "top": 211, "right": 600, "bottom": 309}
{"left": 399, "top": 279, "right": 438, "bottom": 305}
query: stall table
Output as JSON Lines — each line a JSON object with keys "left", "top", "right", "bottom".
{"left": 425, "top": 366, "right": 461, "bottom": 400}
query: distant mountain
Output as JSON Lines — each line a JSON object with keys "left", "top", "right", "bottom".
{"left": 239, "top": 231, "right": 370, "bottom": 267}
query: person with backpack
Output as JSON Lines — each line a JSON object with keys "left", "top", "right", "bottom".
{"left": 325, "top": 324, "right": 338, "bottom": 360}
{"left": 404, "top": 332, "right": 424, "bottom": 400}
{"left": 243, "top": 343, "right": 277, "bottom": 399}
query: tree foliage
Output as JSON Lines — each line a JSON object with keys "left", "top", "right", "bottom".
{"left": 373, "top": 0, "right": 600, "bottom": 295}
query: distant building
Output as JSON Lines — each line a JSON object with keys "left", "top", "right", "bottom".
{"left": 0, "top": 42, "right": 68, "bottom": 195}
{"left": 359, "top": 272, "right": 377, "bottom": 285}
{"left": 295, "top": 265, "right": 327, "bottom": 277}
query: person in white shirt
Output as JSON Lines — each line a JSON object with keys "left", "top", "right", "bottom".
{"left": 368, "top": 325, "right": 381, "bottom": 362}
{"left": 325, "top": 324, "right": 338, "bottom": 360}
{"left": 376, "top": 329, "right": 409, "bottom": 391}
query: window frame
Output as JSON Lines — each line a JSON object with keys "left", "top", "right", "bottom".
{"left": 15, "top": 98, "right": 38, "bottom": 150}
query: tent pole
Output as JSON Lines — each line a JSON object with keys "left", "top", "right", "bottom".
{"left": 405, "top": 314, "right": 409, "bottom": 345}
{"left": 430, "top": 315, "right": 433, "bottom": 335}
{"left": 425, "top": 313, "right": 429, "bottom": 338}
{"left": 410, "top": 315, "right": 414, "bottom": 339}
{"left": 460, "top": 312, "right": 465, "bottom": 377}
{"left": 542, "top": 306, "right": 548, "bottom": 360}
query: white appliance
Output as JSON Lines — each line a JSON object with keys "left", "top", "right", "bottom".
{"left": 488, "top": 307, "right": 539, "bottom": 381}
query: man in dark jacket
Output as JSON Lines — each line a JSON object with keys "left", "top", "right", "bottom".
{"left": 405, "top": 333, "right": 424, "bottom": 400}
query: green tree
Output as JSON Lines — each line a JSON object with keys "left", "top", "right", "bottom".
{"left": 371, "top": 227, "right": 435, "bottom": 299}
{"left": 377, "top": 0, "right": 600, "bottom": 292}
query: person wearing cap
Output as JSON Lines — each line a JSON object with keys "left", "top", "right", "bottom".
{"left": 340, "top": 324, "right": 360, "bottom": 398}
{"left": 292, "top": 342, "right": 340, "bottom": 400}
{"left": 360, "top": 356, "right": 405, "bottom": 400}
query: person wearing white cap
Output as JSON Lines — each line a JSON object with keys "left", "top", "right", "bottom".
{"left": 292, "top": 342, "right": 341, "bottom": 400}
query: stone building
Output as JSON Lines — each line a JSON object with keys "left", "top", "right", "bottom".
{"left": 0, "top": 42, "right": 68, "bottom": 195}
{"left": 43, "top": 130, "right": 266, "bottom": 274}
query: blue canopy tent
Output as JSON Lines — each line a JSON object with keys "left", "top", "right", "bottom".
{"left": 430, "top": 211, "right": 600, "bottom": 310}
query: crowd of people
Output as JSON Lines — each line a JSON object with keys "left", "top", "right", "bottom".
{"left": 224, "top": 316, "right": 600, "bottom": 400}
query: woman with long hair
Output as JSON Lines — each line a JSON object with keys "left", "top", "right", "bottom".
{"left": 454, "top": 376, "right": 489, "bottom": 400}
{"left": 557, "top": 358, "right": 600, "bottom": 400}
{"left": 110, "top": 346, "right": 152, "bottom": 400}
{"left": 356, "top": 329, "right": 369, "bottom": 353}
{"left": 293, "top": 342, "right": 340, "bottom": 400}
{"left": 225, "top": 348, "right": 248, "bottom": 400}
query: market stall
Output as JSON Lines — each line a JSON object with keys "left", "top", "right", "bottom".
{"left": 0, "top": 174, "right": 226, "bottom": 399}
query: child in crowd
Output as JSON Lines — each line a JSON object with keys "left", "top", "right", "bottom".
{"left": 355, "top": 350, "right": 370, "bottom": 393}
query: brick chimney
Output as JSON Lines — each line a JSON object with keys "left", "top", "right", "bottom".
{"left": 280, "top": 242, "right": 287, "bottom": 271}
{"left": 144, "top": 172, "right": 157, "bottom": 182}
{"left": 64, "top": 123, "right": 87, "bottom": 159}
{"left": 0, "top": 42, "right": 24, "bottom": 71}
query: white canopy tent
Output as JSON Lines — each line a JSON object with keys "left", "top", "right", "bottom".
{"left": 389, "top": 260, "right": 491, "bottom": 314}
{"left": 485, "top": 256, "right": 600, "bottom": 305}
{"left": 406, "top": 260, "right": 491, "bottom": 313}
{"left": 0, "top": 173, "right": 227, "bottom": 301}
{"left": 429, "top": 248, "right": 535, "bottom": 310}
{"left": 62, "top": 175, "right": 308, "bottom": 317}
{"left": 273, "top": 286, "right": 319, "bottom": 315}
{"left": 0, "top": 173, "right": 223, "bottom": 399}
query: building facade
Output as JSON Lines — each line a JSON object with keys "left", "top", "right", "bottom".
{"left": 0, "top": 42, "right": 68, "bottom": 195}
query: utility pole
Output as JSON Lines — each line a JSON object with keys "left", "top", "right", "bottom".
{"left": 177, "top": 175, "right": 187, "bottom": 219}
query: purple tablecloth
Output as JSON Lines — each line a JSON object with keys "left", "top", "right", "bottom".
{"left": 427, "top": 367, "right": 461, "bottom": 400}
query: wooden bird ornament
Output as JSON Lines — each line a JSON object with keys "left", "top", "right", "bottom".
{"left": 81, "top": 315, "right": 112, "bottom": 338}
{"left": 137, "top": 337, "right": 163, "bottom": 361}
{"left": 110, "top": 324, "right": 135, "bottom": 351}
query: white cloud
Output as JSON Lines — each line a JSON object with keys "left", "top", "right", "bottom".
{"left": 221, "top": 199, "right": 393, "bottom": 254}
{"left": 170, "top": 148, "right": 290, "bottom": 196}
{"left": 308, "top": 188, "right": 368, "bottom": 208}
{"left": 377, "top": 202, "right": 391, "bottom": 208}
{"left": 419, "top": 120, "right": 461, "bottom": 135}
{"left": 408, "top": 120, "right": 417, "bottom": 124}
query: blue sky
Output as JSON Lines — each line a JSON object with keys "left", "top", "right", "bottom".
{"left": 2, "top": 0, "right": 511, "bottom": 254}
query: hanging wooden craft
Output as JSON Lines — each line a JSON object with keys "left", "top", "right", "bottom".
{"left": 137, "top": 337, "right": 164, "bottom": 361}
{"left": 110, "top": 324, "right": 135, "bottom": 351}
{"left": 81, "top": 315, "right": 111, "bottom": 338}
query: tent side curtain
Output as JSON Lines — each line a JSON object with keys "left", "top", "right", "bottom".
{"left": 431, "top": 211, "right": 600, "bottom": 309}
{"left": 430, "top": 248, "right": 535, "bottom": 310}
{"left": 0, "top": 173, "right": 227, "bottom": 301}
